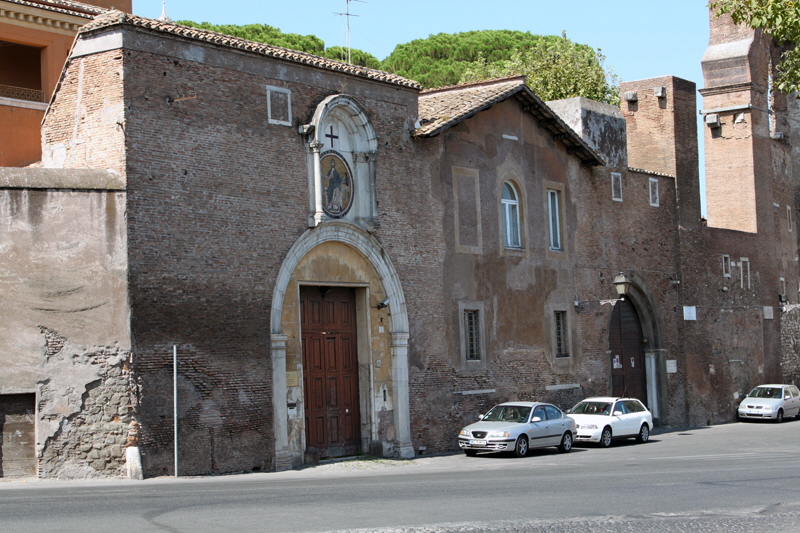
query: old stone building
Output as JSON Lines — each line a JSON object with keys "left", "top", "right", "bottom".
{"left": 0, "top": 6, "right": 797, "bottom": 479}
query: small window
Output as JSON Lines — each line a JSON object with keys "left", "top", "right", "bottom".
{"left": 547, "top": 189, "right": 562, "bottom": 251}
{"left": 611, "top": 172, "right": 622, "bottom": 201}
{"left": 501, "top": 182, "right": 521, "bottom": 248}
{"left": 649, "top": 178, "right": 659, "bottom": 207}
{"left": 464, "top": 310, "right": 481, "bottom": 360}
{"left": 722, "top": 255, "right": 731, "bottom": 278}
{"left": 788, "top": 206, "right": 793, "bottom": 232}
{"left": 780, "top": 277, "right": 786, "bottom": 296}
{"left": 266, "top": 85, "right": 292, "bottom": 126}
{"left": 554, "top": 310, "right": 569, "bottom": 358}
{"left": 740, "top": 257, "right": 750, "bottom": 289}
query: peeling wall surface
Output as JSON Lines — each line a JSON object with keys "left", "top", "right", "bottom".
{"left": 0, "top": 178, "right": 131, "bottom": 478}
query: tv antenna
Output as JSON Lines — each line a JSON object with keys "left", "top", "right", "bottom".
{"left": 333, "top": 0, "right": 365, "bottom": 65}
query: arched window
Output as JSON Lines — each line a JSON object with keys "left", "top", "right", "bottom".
{"left": 501, "top": 182, "right": 521, "bottom": 248}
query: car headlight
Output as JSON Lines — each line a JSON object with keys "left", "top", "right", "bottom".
{"left": 459, "top": 429, "right": 470, "bottom": 436}
{"left": 580, "top": 424, "right": 598, "bottom": 430}
{"left": 488, "top": 431, "right": 510, "bottom": 438}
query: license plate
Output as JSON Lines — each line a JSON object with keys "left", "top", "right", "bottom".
{"left": 469, "top": 440, "right": 487, "bottom": 446}
{"left": 747, "top": 411, "right": 758, "bottom": 415}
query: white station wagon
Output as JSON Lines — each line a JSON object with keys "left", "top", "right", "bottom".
{"left": 567, "top": 397, "right": 653, "bottom": 447}
{"left": 738, "top": 384, "right": 800, "bottom": 422}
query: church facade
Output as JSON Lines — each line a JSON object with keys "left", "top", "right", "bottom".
{"left": 0, "top": 7, "right": 798, "bottom": 478}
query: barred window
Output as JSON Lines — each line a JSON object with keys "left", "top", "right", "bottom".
{"left": 554, "top": 311, "right": 569, "bottom": 358}
{"left": 464, "top": 310, "right": 481, "bottom": 361}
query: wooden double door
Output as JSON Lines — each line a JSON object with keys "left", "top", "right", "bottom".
{"left": 300, "top": 287, "right": 360, "bottom": 458}
{"left": 0, "top": 394, "right": 36, "bottom": 477}
{"left": 609, "top": 298, "right": 647, "bottom": 405}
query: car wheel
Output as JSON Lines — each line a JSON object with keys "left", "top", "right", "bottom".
{"left": 464, "top": 450, "right": 477, "bottom": 457}
{"left": 776, "top": 409, "right": 784, "bottom": 423}
{"left": 636, "top": 423, "right": 650, "bottom": 443}
{"left": 558, "top": 432, "right": 573, "bottom": 453}
{"left": 600, "top": 427, "right": 613, "bottom": 448}
{"left": 795, "top": 410, "right": 800, "bottom": 421}
{"left": 514, "top": 435, "right": 529, "bottom": 458}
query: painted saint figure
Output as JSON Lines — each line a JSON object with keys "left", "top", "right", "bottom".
{"left": 320, "top": 152, "right": 353, "bottom": 218}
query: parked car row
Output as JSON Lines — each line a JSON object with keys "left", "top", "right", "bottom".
{"left": 457, "top": 397, "right": 652, "bottom": 457}
{"left": 458, "top": 383, "right": 799, "bottom": 458}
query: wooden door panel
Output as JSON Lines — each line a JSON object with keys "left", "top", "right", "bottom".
{"left": 301, "top": 287, "right": 360, "bottom": 458}
{"left": 609, "top": 299, "right": 647, "bottom": 404}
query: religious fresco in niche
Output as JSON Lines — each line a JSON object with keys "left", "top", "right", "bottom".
{"left": 320, "top": 151, "right": 353, "bottom": 218}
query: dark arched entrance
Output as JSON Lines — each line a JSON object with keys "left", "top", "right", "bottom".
{"left": 609, "top": 298, "right": 647, "bottom": 404}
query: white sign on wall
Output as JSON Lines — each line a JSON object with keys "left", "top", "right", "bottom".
{"left": 683, "top": 306, "right": 697, "bottom": 321}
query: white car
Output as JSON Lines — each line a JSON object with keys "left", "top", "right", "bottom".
{"left": 458, "top": 402, "right": 576, "bottom": 457}
{"left": 738, "top": 384, "right": 800, "bottom": 422}
{"left": 567, "top": 397, "right": 653, "bottom": 447}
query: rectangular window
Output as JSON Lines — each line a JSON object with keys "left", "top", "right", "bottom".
{"left": 611, "top": 172, "right": 622, "bottom": 201}
{"left": 649, "top": 178, "right": 659, "bottom": 207}
{"left": 740, "top": 257, "right": 750, "bottom": 289}
{"left": 788, "top": 206, "right": 793, "bottom": 232}
{"left": 547, "top": 189, "right": 562, "bottom": 251}
{"left": 722, "top": 254, "right": 731, "bottom": 278}
{"left": 780, "top": 277, "right": 787, "bottom": 296}
{"left": 554, "top": 311, "right": 569, "bottom": 358}
{"left": 266, "top": 85, "right": 292, "bottom": 126}
{"left": 464, "top": 310, "right": 481, "bottom": 361}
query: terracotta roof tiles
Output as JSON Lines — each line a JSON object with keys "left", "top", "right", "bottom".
{"left": 2, "top": 0, "right": 105, "bottom": 18}
{"left": 416, "top": 76, "right": 603, "bottom": 166}
{"left": 77, "top": 11, "right": 422, "bottom": 90}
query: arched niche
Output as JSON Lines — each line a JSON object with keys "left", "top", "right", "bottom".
{"left": 302, "top": 95, "right": 379, "bottom": 232}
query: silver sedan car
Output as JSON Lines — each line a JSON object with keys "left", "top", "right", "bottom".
{"left": 458, "top": 402, "right": 577, "bottom": 457}
{"left": 738, "top": 384, "right": 800, "bottom": 422}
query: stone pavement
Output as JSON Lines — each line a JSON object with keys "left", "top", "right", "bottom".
{"left": 323, "top": 504, "right": 800, "bottom": 532}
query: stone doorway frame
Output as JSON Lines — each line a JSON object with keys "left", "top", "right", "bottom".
{"left": 270, "top": 222, "right": 413, "bottom": 470}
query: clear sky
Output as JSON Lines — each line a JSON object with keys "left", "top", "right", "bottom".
{"left": 134, "top": 1, "right": 711, "bottom": 87}
{"left": 133, "top": 1, "right": 713, "bottom": 212}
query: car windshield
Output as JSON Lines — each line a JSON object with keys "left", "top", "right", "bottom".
{"left": 748, "top": 387, "right": 783, "bottom": 399}
{"left": 569, "top": 401, "right": 612, "bottom": 416}
{"left": 482, "top": 405, "right": 531, "bottom": 423}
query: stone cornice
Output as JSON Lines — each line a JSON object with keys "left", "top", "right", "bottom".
{"left": 0, "top": 1, "right": 95, "bottom": 35}
{"left": 698, "top": 82, "right": 754, "bottom": 97}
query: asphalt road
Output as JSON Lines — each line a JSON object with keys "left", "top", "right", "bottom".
{"left": 1, "top": 421, "right": 799, "bottom": 532}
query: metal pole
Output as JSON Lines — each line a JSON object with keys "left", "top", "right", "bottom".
{"left": 174, "top": 345, "right": 178, "bottom": 478}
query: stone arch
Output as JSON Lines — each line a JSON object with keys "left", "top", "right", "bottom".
{"left": 270, "top": 221, "right": 413, "bottom": 469}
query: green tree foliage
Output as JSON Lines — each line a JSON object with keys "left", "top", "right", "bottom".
{"left": 178, "top": 21, "right": 381, "bottom": 69}
{"left": 320, "top": 46, "right": 381, "bottom": 69}
{"left": 178, "top": 21, "right": 326, "bottom": 55}
{"left": 381, "top": 30, "right": 618, "bottom": 102}
{"left": 710, "top": 0, "right": 800, "bottom": 94}
{"left": 460, "top": 32, "right": 619, "bottom": 104}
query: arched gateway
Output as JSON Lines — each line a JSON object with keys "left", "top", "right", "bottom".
{"left": 270, "top": 223, "right": 413, "bottom": 469}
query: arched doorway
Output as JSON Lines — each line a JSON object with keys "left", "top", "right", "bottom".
{"left": 609, "top": 298, "right": 647, "bottom": 404}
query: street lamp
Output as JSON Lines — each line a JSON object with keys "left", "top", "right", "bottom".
{"left": 613, "top": 272, "right": 631, "bottom": 298}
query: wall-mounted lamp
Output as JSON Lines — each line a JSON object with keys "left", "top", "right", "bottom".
{"left": 613, "top": 272, "right": 631, "bottom": 298}
{"left": 375, "top": 297, "right": 390, "bottom": 310}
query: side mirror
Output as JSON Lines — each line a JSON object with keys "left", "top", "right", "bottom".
{"left": 613, "top": 411, "right": 623, "bottom": 416}
{"left": 531, "top": 416, "right": 542, "bottom": 422}
{"left": 565, "top": 408, "right": 572, "bottom": 414}
{"left": 478, "top": 414, "right": 484, "bottom": 420}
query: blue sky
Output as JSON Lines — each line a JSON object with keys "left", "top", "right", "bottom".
{"left": 134, "top": 1, "right": 711, "bottom": 87}
{"left": 134, "top": 1, "right": 712, "bottom": 212}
